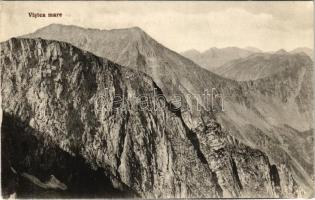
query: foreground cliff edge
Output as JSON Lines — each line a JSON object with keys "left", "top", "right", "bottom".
{"left": 23, "top": 24, "right": 314, "bottom": 193}
{"left": 0, "top": 38, "right": 305, "bottom": 198}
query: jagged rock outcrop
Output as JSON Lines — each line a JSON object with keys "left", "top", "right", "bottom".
{"left": 193, "top": 120, "right": 282, "bottom": 197}
{"left": 1, "top": 113, "right": 135, "bottom": 198}
{"left": 0, "top": 38, "right": 296, "bottom": 198}
{"left": 22, "top": 24, "right": 315, "bottom": 196}
{"left": 21, "top": 24, "right": 314, "bottom": 196}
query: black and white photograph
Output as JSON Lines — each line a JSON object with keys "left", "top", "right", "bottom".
{"left": 0, "top": 1, "right": 314, "bottom": 198}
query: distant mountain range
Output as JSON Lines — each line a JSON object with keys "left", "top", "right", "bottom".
{"left": 214, "top": 50, "right": 312, "bottom": 81}
{"left": 3, "top": 24, "right": 313, "bottom": 197}
{"left": 181, "top": 47, "right": 257, "bottom": 71}
{"left": 181, "top": 47, "right": 313, "bottom": 73}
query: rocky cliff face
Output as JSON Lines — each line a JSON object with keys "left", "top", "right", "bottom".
{"left": 22, "top": 24, "right": 314, "bottom": 196}
{"left": 214, "top": 52, "right": 314, "bottom": 196}
{"left": 0, "top": 38, "right": 298, "bottom": 198}
{"left": 22, "top": 24, "right": 259, "bottom": 126}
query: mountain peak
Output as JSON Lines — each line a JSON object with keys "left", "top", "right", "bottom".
{"left": 35, "top": 23, "right": 146, "bottom": 35}
{"left": 128, "top": 26, "right": 144, "bottom": 31}
{"left": 122, "top": 26, "right": 147, "bottom": 38}
{"left": 222, "top": 46, "right": 241, "bottom": 50}
{"left": 184, "top": 49, "right": 200, "bottom": 53}
{"left": 181, "top": 46, "right": 256, "bottom": 70}
{"left": 290, "top": 47, "right": 313, "bottom": 59}
{"left": 275, "top": 49, "right": 288, "bottom": 54}
{"left": 181, "top": 49, "right": 201, "bottom": 56}
{"left": 209, "top": 47, "right": 219, "bottom": 50}
{"left": 245, "top": 46, "right": 262, "bottom": 52}
{"left": 108, "top": 26, "right": 145, "bottom": 33}
{"left": 291, "top": 47, "right": 312, "bottom": 52}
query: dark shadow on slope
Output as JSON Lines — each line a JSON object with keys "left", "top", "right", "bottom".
{"left": 1, "top": 112, "right": 137, "bottom": 199}
{"left": 230, "top": 157, "right": 243, "bottom": 191}
{"left": 270, "top": 164, "right": 280, "bottom": 187}
{"left": 169, "top": 102, "right": 223, "bottom": 197}
{"left": 170, "top": 102, "right": 208, "bottom": 164}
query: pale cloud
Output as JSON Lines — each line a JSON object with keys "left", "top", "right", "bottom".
{"left": 0, "top": 1, "right": 313, "bottom": 52}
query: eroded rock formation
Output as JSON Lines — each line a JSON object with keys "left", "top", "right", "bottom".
{"left": 0, "top": 38, "right": 303, "bottom": 198}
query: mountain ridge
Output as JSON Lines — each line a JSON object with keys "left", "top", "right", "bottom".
{"left": 181, "top": 46, "right": 255, "bottom": 71}
{"left": 214, "top": 51, "right": 312, "bottom": 81}
{"left": 1, "top": 37, "right": 299, "bottom": 198}
{"left": 290, "top": 47, "right": 313, "bottom": 59}
{"left": 21, "top": 24, "right": 314, "bottom": 196}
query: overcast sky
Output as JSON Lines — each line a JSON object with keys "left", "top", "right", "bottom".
{"left": 1, "top": 1, "right": 313, "bottom": 52}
